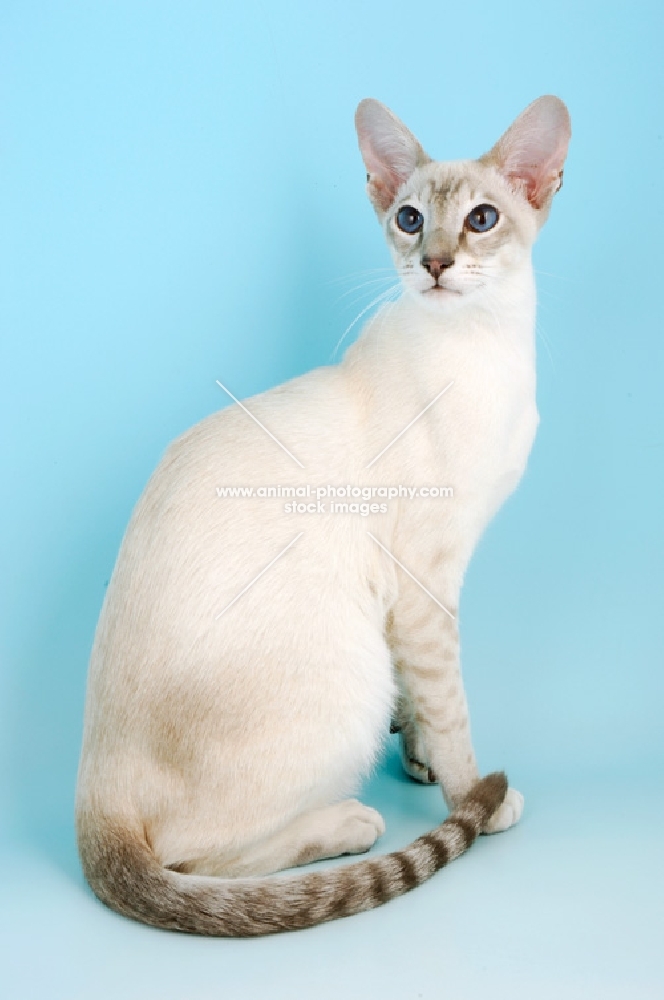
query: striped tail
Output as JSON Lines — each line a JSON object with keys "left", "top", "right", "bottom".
{"left": 78, "top": 772, "right": 508, "bottom": 936}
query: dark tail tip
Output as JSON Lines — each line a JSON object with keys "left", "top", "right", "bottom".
{"left": 464, "top": 771, "right": 509, "bottom": 818}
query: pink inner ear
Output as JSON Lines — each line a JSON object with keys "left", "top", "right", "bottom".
{"left": 506, "top": 156, "right": 564, "bottom": 210}
{"left": 362, "top": 145, "right": 405, "bottom": 212}
{"left": 491, "top": 97, "right": 571, "bottom": 210}
{"left": 355, "top": 99, "right": 428, "bottom": 212}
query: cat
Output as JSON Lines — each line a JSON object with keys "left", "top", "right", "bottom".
{"left": 76, "top": 95, "right": 570, "bottom": 935}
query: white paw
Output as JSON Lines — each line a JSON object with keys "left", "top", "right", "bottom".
{"left": 335, "top": 799, "right": 386, "bottom": 855}
{"left": 482, "top": 786, "right": 524, "bottom": 834}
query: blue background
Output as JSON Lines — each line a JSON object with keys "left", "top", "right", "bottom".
{"left": 1, "top": 2, "right": 662, "bottom": 998}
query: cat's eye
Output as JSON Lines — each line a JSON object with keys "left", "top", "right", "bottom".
{"left": 396, "top": 205, "right": 424, "bottom": 234}
{"left": 465, "top": 204, "right": 499, "bottom": 233}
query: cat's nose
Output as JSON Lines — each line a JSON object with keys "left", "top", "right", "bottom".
{"left": 421, "top": 255, "right": 454, "bottom": 281}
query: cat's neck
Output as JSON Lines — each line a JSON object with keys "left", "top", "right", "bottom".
{"left": 342, "top": 261, "right": 537, "bottom": 391}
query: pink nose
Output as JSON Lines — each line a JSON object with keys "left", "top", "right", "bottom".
{"left": 422, "top": 255, "right": 454, "bottom": 281}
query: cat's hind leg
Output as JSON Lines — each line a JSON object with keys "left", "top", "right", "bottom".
{"left": 169, "top": 799, "right": 385, "bottom": 878}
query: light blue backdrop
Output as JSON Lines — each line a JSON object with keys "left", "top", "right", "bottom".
{"left": 1, "top": 2, "right": 662, "bottom": 998}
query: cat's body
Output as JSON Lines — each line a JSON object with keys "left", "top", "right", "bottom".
{"left": 76, "top": 96, "right": 570, "bottom": 934}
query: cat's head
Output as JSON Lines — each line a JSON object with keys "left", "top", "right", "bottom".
{"left": 355, "top": 96, "right": 570, "bottom": 311}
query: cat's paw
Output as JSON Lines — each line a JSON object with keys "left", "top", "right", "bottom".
{"left": 482, "top": 786, "right": 524, "bottom": 834}
{"left": 399, "top": 731, "right": 437, "bottom": 784}
{"left": 335, "top": 799, "right": 386, "bottom": 855}
{"left": 402, "top": 755, "right": 437, "bottom": 785}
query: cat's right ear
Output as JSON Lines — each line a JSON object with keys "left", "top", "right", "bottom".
{"left": 355, "top": 100, "right": 430, "bottom": 215}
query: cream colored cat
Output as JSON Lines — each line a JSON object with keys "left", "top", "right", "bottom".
{"left": 76, "top": 95, "right": 570, "bottom": 935}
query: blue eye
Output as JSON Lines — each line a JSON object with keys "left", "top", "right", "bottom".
{"left": 396, "top": 205, "right": 424, "bottom": 234}
{"left": 465, "top": 204, "right": 499, "bottom": 233}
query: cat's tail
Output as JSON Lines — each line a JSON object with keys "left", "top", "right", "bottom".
{"left": 77, "top": 772, "right": 507, "bottom": 936}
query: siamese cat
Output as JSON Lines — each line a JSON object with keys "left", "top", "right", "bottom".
{"left": 76, "top": 95, "right": 570, "bottom": 935}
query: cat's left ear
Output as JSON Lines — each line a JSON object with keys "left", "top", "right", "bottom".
{"left": 355, "top": 99, "right": 430, "bottom": 215}
{"left": 482, "top": 96, "right": 571, "bottom": 214}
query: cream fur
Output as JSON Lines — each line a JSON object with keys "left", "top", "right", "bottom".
{"left": 76, "top": 97, "right": 570, "bottom": 915}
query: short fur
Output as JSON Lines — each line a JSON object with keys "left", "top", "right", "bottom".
{"left": 76, "top": 96, "right": 570, "bottom": 935}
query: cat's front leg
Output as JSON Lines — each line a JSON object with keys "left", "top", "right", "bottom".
{"left": 388, "top": 577, "right": 523, "bottom": 833}
{"left": 390, "top": 688, "right": 437, "bottom": 784}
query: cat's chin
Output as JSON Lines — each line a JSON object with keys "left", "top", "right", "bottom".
{"left": 410, "top": 286, "right": 467, "bottom": 315}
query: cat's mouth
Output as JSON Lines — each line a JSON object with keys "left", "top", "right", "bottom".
{"left": 423, "top": 284, "right": 462, "bottom": 297}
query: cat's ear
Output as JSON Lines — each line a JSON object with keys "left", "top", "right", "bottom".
{"left": 355, "top": 99, "right": 430, "bottom": 214}
{"left": 482, "top": 96, "right": 571, "bottom": 213}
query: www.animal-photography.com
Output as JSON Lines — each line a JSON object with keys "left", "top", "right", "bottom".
{"left": 1, "top": 2, "right": 662, "bottom": 999}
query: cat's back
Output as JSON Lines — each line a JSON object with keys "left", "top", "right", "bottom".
{"left": 85, "top": 361, "right": 381, "bottom": 695}
{"left": 79, "top": 360, "right": 392, "bottom": 781}
{"left": 161, "top": 363, "right": 356, "bottom": 484}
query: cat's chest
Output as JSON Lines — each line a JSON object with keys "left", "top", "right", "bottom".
{"left": 429, "top": 340, "right": 538, "bottom": 499}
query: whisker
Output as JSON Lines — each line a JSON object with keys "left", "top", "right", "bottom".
{"left": 327, "top": 268, "right": 402, "bottom": 288}
{"left": 336, "top": 276, "right": 399, "bottom": 304}
{"left": 482, "top": 299, "right": 504, "bottom": 340}
{"left": 534, "top": 268, "right": 570, "bottom": 281}
{"left": 535, "top": 321, "right": 556, "bottom": 372}
{"left": 331, "top": 283, "right": 401, "bottom": 360}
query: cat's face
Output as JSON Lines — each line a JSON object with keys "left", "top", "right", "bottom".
{"left": 356, "top": 97, "right": 570, "bottom": 313}
{"left": 383, "top": 160, "right": 537, "bottom": 310}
